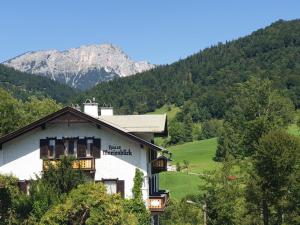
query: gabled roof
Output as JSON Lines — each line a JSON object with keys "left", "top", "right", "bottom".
{"left": 0, "top": 107, "right": 165, "bottom": 152}
{"left": 99, "top": 114, "right": 168, "bottom": 135}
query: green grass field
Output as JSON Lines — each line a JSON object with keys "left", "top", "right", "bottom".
{"left": 147, "top": 104, "right": 180, "bottom": 121}
{"left": 160, "top": 124, "right": 300, "bottom": 201}
{"left": 160, "top": 138, "right": 219, "bottom": 200}
{"left": 168, "top": 138, "right": 219, "bottom": 173}
{"left": 154, "top": 106, "right": 300, "bottom": 201}
{"left": 160, "top": 172, "right": 202, "bottom": 200}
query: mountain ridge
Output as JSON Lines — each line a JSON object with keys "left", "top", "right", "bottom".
{"left": 76, "top": 19, "right": 300, "bottom": 117}
{"left": 3, "top": 43, "right": 155, "bottom": 90}
{"left": 0, "top": 64, "right": 77, "bottom": 103}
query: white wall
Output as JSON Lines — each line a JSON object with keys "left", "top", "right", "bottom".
{"left": 0, "top": 122, "right": 151, "bottom": 200}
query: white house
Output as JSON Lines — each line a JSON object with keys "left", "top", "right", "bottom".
{"left": 0, "top": 100, "right": 170, "bottom": 224}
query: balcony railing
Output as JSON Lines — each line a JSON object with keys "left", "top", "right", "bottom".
{"left": 43, "top": 158, "right": 95, "bottom": 171}
{"left": 148, "top": 190, "right": 169, "bottom": 213}
{"left": 151, "top": 156, "right": 168, "bottom": 174}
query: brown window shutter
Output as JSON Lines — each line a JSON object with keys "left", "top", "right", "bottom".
{"left": 68, "top": 140, "right": 75, "bottom": 155}
{"left": 77, "top": 139, "right": 87, "bottom": 158}
{"left": 92, "top": 138, "right": 101, "bottom": 158}
{"left": 18, "top": 181, "right": 27, "bottom": 193}
{"left": 117, "top": 180, "right": 125, "bottom": 198}
{"left": 55, "top": 139, "right": 65, "bottom": 159}
{"left": 40, "top": 139, "right": 49, "bottom": 159}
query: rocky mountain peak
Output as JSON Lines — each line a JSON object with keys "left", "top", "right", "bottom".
{"left": 3, "top": 43, "right": 155, "bottom": 90}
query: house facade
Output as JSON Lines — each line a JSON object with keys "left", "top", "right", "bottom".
{"left": 0, "top": 100, "right": 170, "bottom": 224}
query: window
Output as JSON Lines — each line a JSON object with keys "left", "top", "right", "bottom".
{"left": 101, "top": 179, "right": 125, "bottom": 198}
{"left": 86, "top": 139, "right": 93, "bottom": 157}
{"left": 49, "top": 139, "right": 55, "bottom": 158}
{"left": 103, "top": 180, "right": 117, "bottom": 194}
{"left": 18, "top": 180, "right": 31, "bottom": 195}
{"left": 40, "top": 137, "right": 100, "bottom": 159}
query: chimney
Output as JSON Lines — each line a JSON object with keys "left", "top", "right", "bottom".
{"left": 83, "top": 98, "right": 98, "bottom": 118}
{"left": 100, "top": 106, "right": 114, "bottom": 116}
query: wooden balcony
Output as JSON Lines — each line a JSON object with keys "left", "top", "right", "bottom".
{"left": 151, "top": 156, "right": 168, "bottom": 174}
{"left": 43, "top": 158, "right": 95, "bottom": 171}
{"left": 148, "top": 190, "right": 169, "bottom": 213}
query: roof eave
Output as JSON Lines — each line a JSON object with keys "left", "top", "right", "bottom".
{"left": 0, "top": 107, "right": 165, "bottom": 152}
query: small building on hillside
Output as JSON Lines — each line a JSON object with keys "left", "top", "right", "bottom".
{"left": 0, "top": 100, "right": 170, "bottom": 224}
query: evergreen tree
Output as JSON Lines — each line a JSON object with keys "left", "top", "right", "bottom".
{"left": 199, "top": 158, "right": 246, "bottom": 225}
{"left": 245, "top": 130, "right": 300, "bottom": 225}
{"left": 183, "top": 114, "right": 193, "bottom": 142}
{"left": 169, "top": 121, "right": 185, "bottom": 144}
{"left": 42, "top": 156, "right": 88, "bottom": 195}
{"left": 216, "top": 78, "right": 294, "bottom": 159}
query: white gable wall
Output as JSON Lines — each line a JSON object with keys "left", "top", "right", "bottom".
{"left": 0, "top": 122, "right": 150, "bottom": 200}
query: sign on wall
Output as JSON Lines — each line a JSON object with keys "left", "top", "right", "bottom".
{"left": 102, "top": 145, "right": 133, "bottom": 156}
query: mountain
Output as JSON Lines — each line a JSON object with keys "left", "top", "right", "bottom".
{"left": 0, "top": 64, "right": 77, "bottom": 104}
{"left": 75, "top": 19, "right": 300, "bottom": 118}
{"left": 3, "top": 44, "right": 154, "bottom": 90}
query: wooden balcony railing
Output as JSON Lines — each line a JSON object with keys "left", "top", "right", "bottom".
{"left": 43, "top": 158, "right": 95, "bottom": 171}
{"left": 148, "top": 190, "right": 169, "bottom": 213}
{"left": 151, "top": 156, "right": 168, "bottom": 174}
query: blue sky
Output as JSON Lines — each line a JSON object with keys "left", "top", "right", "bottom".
{"left": 1, "top": 0, "right": 299, "bottom": 64}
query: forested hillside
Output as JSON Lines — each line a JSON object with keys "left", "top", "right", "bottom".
{"left": 0, "top": 64, "right": 77, "bottom": 103}
{"left": 76, "top": 19, "right": 300, "bottom": 119}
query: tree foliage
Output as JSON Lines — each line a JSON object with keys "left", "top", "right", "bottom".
{"left": 216, "top": 78, "right": 294, "bottom": 159}
{"left": 199, "top": 159, "right": 247, "bottom": 225}
{"left": 0, "top": 88, "right": 62, "bottom": 136}
{"left": 40, "top": 183, "right": 138, "bottom": 225}
{"left": 0, "top": 157, "right": 151, "bottom": 224}
{"left": 199, "top": 119, "right": 223, "bottom": 140}
{"left": 169, "top": 121, "right": 185, "bottom": 144}
{"left": 245, "top": 130, "right": 300, "bottom": 225}
{"left": 0, "top": 89, "right": 23, "bottom": 136}
{"left": 0, "top": 64, "right": 77, "bottom": 104}
{"left": 132, "top": 168, "right": 143, "bottom": 201}
{"left": 42, "top": 156, "right": 88, "bottom": 195}
{"left": 125, "top": 169, "right": 151, "bottom": 225}
{"left": 160, "top": 198, "right": 203, "bottom": 225}
{"left": 76, "top": 19, "right": 300, "bottom": 118}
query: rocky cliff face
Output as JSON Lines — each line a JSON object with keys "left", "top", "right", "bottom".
{"left": 3, "top": 44, "right": 154, "bottom": 90}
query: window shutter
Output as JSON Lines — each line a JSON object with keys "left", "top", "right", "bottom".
{"left": 18, "top": 181, "right": 27, "bottom": 193}
{"left": 55, "top": 139, "right": 65, "bottom": 159}
{"left": 77, "top": 139, "right": 87, "bottom": 158}
{"left": 68, "top": 140, "right": 75, "bottom": 155}
{"left": 117, "top": 180, "right": 125, "bottom": 198}
{"left": 92, "top": 138, "right": 101, "bottom": 158}
{"left": 40, "top": 139, "right": 49, "bottom": 159}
